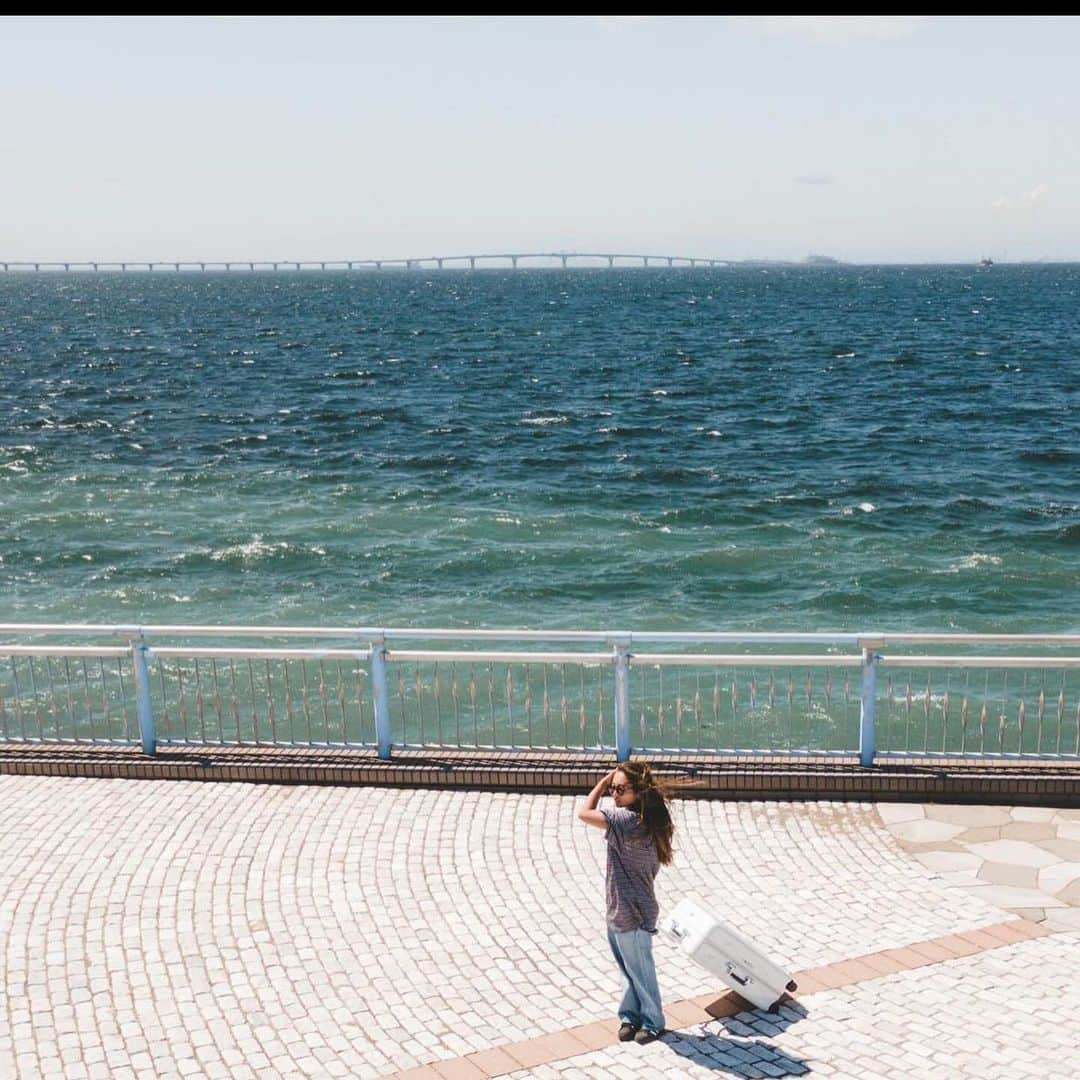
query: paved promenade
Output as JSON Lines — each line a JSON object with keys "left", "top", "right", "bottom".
{"left": 0, "top": 775, "right": 1077, "bottom": 1079}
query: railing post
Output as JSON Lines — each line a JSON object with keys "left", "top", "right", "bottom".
{"left": 613, "top": 639, "right": 632, "bottom": 762}
{"left": 371, "top": 642, "right": 392, "bottom": 760}
{"left": 132, "top": 641, "right": 156, "bottom": 756}
{"left": 859, "top": 646, "right": 879, "bottom": 767}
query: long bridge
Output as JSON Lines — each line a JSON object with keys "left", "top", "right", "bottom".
{"left": 0, "top": 252, "right": 730, "bottom": 272}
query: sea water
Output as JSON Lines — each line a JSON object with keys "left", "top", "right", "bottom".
{"left": 2, "top": 265, "right": 1077, "bottom": 633}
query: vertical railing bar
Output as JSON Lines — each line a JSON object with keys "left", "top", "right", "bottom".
{"left": 960, "top": 670, "right": 970, "bottom": 755}
{"left": 694, "top": 669, "right": 702, "bottom": 752}
{"left": 282, "top": 660, "right": 295, "bottom": 745}
{"left": 506, "top": 665, "right": 515, "bottom": 749}
{"left": 28, "top": 658, "right": 44, "bottom": 742}
{"left": 247, "top": 658, "right": 260, "bottom": 745}
{"left": 712, "top": 669, "right": 721, "bottom": 756}
{"left": 524, "top": 663, "right": 533, "bottom": 749}
{"left": 542, "top": 664, "right": 551, "bottom": 748}
{"left": 62, "top": 657, "right": 77, "bottom": 741}
{"left": 42, "top": 656, "right": 59, "bottom": 740}
{"left": 560, "top": 664, "right": 568, "bottom": 749}
{"left": 942, "top": 669, "right": 951, "bottom": 754}
{"left": 921, "top": 670, "right": 931, "bottom": 754}
{"left": 1015, "top": 671, "right": 1024, "bottom": 753}
{"left": 1000, "top": 670, "right": 1009, "bottom": 753}
{"left": 266, "top": 659, "right": 278, "bottom": 745}
{"left": 844, "top": 669, "right": 853, "bottom": 752}
{"left": 132, "top": 643, "right": 155, "bottom": 755}
{"left": 613, "top": 644, "right": 630, "bottom": 762}
{"left": 0, "top": 665, "right": 9, "bottom": 742}
{"left": 640, "top": 665, "right": 649, "bottom": 752}
{"left": 98, "top": 658, "right": 112, "bottom": 742}
{"left": 1057, "top": 669, "right": 1065, "bottom": 757}
{"left": 488, "top": 663, "right": 497, "bottom": 748}
{"left": 211, "top": 658, "right": 225, "bottom": 743}
{"left": 433, "top": 662, "right": 443, "bottom": 746}
{"left": 336, "top": 661, "right": 347, "bottom": 746}
{"left": 470, "top": 664, "right": 479, "bottom": 748}
{"left": 194, "top": 657, "right": 206, "bottom": 744}
{"left": 14, "top": 658, "right": 27, "bottom": 740}
{"left": 656, "top": 663, "right": 663, "bottom": 752}
{"left": 451, "top": 663, "right": 461, "bottom": 748}
{"left": 176, "top": 661, "right": 188, "bottom": 744}
{"left": 740, "top": 668, "right": 748, "bottom": 751}
{"left": 155, "top": 660, "right": 169, "bottom": 743}
{"left": 414, "top": 664, "right": 425, "bottom": 746}
{"left": 675, "top": 667, "right": 683, "bottom": 750}
{"left": 596, "top": 663, "right": 604, "bottom": 749}
{"left": 351, "top": 660, "right": 364, "bottom": 746}
{"left": 318, "top": 660, "right": 331, "bottom": 746}
{"left": 396, "top": 665, "right": 408, "bottom": 746}
{"left": 370, "top": 644, "right": 391, "bottom": 759}
{"left": 300, "top": 659, "right": 313, "bottom": 745}
{"left": 980, "top": 670, "right": 989, "bottom": 754}
{"left": 577, "top": 665, "right": 586, "bottom": 750}
{"left": 82, "top": 658, "right": 96, "bottom": 742}
{"left": 1036, "top": 669, "right": 1046, "bottom": 755}
{"left": 859, "top": 649, "right": 877, "bottom": 767}
{"left": 229, "top": 659, "right": 241, "bottom": 743}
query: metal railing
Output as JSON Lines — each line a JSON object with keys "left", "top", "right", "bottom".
{"left": 1, "top": 625, "right": 1078, "bottom": 764}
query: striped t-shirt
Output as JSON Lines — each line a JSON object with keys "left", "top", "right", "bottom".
{"left": 602, "top": 807, "right": 660, "bottom": 932}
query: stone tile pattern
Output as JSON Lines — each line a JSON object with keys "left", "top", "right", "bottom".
{"left": 879, "top": 803, "right": 1080, "bottom": 931}
{"left": 497, "top": 933, "right": 1080, "bottom": 1080}
{"left": 389, "top": 918, "right": 1051, "bottom": 1079}
{"left": 0, "top": 777, "right": 1049, "bottom": 1078}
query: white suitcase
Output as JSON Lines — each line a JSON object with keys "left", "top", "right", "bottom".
{"left": 660, "top": 897, "right": 797, "bottom": 1012}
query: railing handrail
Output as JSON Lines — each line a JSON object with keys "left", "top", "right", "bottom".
{"left": 2, "top": 623, "right": 1079, "bottom": 647}
{"left": 3, "top": 643, "right": 1078, "bottom": 670}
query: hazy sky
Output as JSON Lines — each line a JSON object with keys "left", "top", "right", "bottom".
{"left": 3, "top": 16, "right": 1078, "bottom": 263}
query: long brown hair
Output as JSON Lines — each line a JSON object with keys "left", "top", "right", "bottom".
{"left": 618, "top": 761, "right": 674, "bottom": 865}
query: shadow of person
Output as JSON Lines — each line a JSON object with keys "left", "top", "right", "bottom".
{"left": 655, "top": 994, "right": 811, "bottom": 1075}
{"left": 661, "top": 1030, "right": 811, "bottom": 1076}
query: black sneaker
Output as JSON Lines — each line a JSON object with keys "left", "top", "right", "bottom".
{"left": 633, "top": 1028, "right": 662, "bottom": 1045}
{"left": 618, "top": 1022, "right": 639, "bottom": 1042}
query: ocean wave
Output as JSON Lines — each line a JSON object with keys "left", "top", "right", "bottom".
{"left": 325, "top": 369, "right": 376, "bottom": 380}
{"left": 944, "top": 553, "right": 1003, "bottom": 573}
{"left": 1018, "top": 450, "right": 1078, "bottom": 465}
{"left": 521, "top": 415, "right": 569, "bottom": 425}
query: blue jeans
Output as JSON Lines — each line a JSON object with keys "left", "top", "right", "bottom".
{"left": 607, "top": 927, "right": 665, "bottom": 1033}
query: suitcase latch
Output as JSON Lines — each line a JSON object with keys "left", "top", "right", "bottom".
{"left": 725, "top": 962, "right": 750, "bottom": 987}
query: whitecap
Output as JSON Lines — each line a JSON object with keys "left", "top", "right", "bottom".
{"left": 951, "top": 553, "right": 1002, "bottom": 571}
{"left": 209, "top": 536, "right": 291, "bottom": 563}
{"left": 521, "top": 415, "right": 568, "bottom": 425}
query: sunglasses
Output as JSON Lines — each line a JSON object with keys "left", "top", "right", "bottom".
{"left": 609, "top": 784, "right": 631, "bottom": 796}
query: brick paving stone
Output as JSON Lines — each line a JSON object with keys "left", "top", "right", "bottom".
{"left": 0, "top": 776, "right": 1075, "bottom": 1079}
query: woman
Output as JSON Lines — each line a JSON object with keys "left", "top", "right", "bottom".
{"left": 578, "top": 761, "right": 674, "bottom": 1045}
